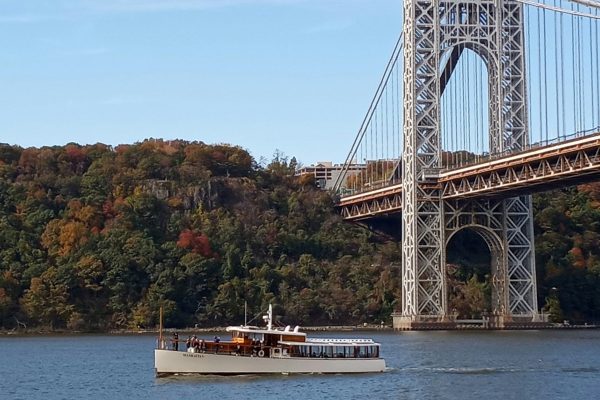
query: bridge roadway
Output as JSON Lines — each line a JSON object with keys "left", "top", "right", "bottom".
{"left": 339, "top": 131, "right": 600, "bottom": 222}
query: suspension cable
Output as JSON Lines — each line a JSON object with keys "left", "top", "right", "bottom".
{"left": 333, "top": 32, "right": 404, "bottom": 191}
{"left": 568, "top": 0, "right": 600, "bottom": 10}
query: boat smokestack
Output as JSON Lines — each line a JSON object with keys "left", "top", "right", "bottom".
{"left": 267, "top": 304, "right": 273, "bottom": 331}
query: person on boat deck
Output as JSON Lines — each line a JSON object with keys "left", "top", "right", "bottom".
{"left": 172, "top": 332, "right": 179, "bottom": 351}
{"left": 214, "top": 336, "right": 220, "bottom": 343}
{"left": 186, "top": 336, "right": 191, "bottom": 350}
{"left": 200, "top": 339, "right": 205, "bottom": 351}
{"left": 235, "top": 345, "right": 241, "bottom": 356}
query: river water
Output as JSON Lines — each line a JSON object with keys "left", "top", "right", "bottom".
{"left": 1, "top": 330, "right": 599, "bottom": 399}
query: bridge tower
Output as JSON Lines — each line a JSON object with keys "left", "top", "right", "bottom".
{"left": 398, "top": 0, "right": 539, "bottom": 329}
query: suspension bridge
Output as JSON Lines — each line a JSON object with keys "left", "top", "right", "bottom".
{"left": 333, "top": 0, "right": 600, "bottom": 329}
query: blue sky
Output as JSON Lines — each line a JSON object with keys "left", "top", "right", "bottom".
{"left": 0, "top": 0, "right": 402, "bottom": 165}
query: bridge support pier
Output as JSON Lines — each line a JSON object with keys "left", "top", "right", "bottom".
{"left": 399, "top": 0, "right": 542, "bottom": 329}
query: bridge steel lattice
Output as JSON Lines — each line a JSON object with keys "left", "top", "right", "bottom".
{"left": 398, "top": 0, "right": 536, "bottom": 329}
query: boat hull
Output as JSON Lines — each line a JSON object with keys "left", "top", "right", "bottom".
{"left": 154, "top": 350, "right": 386, "bottom": 376}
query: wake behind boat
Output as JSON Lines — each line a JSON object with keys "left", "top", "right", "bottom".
{"left": 154, "top": 305, "right": 386, "bottom": 376}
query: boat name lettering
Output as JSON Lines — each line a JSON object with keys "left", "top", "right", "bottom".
{"left": 182, "top": 353, "right": 205, "bottom": 358}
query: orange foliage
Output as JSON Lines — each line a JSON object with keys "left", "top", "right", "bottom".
{"left": 65, "top": 145, "right": 86, "bottom": 164}
{"left": 578, "top": 183, "right": 600, "bottom": 208}
{"left": 167, "top": 197, "right": 183, "bottom": 209}
{"left": 211, "top": 150, "right": 226, "bottom": 162}
{"left": 176, "top": 229, "right": 213, "bottom": 257}
{"left": 569, "top": 247, "right": 586, "bottom": 269}
{"left": 102, "top": 199, "right": 115, "bottom": 219}
{"left": 115, "top": 144, "right": 131, "bottom": 155}
{"left": 18, "top": 148, "right": 40, "bottom": 174}
{"left": 42, "top": 220, "right": 89, "bottom": 257}
{"left": 58, "top": 222, "right": 88, "bottom": 257}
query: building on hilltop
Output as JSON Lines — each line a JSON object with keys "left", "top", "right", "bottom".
{"left": 295, "top": 161, "right": 366, "bottom": 190}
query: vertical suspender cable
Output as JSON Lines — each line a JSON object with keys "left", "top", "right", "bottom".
{"left": 591, "top": 7, "right": 597, "bottom": 129}
{"left": 384, "top": 85, "right": 388, "bottom": 180}
{"left": 368, "top": 119, "right": 372, "bottom": 187}
{"left": 475, "top": 52, "right": 481, "bottom": 163}
{"left": 596, "top": 7, "right": 600, "bottom": 128}
{"left": 384, "top": 86, "right": 388, "bottom": 180}
{"left": 525, "top": 4, "right": 532, "bottom": 141}
{"left": 574, "top": 3, "right": 582, "bottom": 133}
{"left": 380, "top": 93, "right": 384, "bottom": 182}
{"left": 467, "top": 51, "right": 472, "bottom": 160}
{"left": 450, "top": 51, "right": 454, "bottom": 165}
{"left": 396, "top": 63, "right": 400, "bottom": 181}
{"left": 462, "top": 53, "right": 468, "bottom": 165}
{"left": 460, "top": 54, "right": 465, "bottom": 166}
{"left": 454, "top": 59, "right": 459, "bottom": 166}
{"left": 374, "top": 108, "right": 378, "bottom": 184}
{"left": 537, "top": 6, "right": 543, "bottom": 142}
{"left": 554, "top": 0, "right": 561, "bottom": 140}
{"left": 444, "top": 48, "right": 451, "bottom": 167}
{"left": 571, "top": 3, "right": 577, "bottom": 134}
{"left": 576, "top": 5, "right": 584, "bottom": 132}
{"left": 542, "top": 7, "right": 549, "bottom": 142}
{"left": 480, "top": 57, "right": 485, "bottom": 159}
{"left": 560, "top": 0, "right": 567, "bottom": 138}
{"left": 394, "top": 62, "right": 397, "bottom": 166}
{"left": 382, "top": 88, "right": 385, "bottom": 182}
{"left": 442, "top": 55, "right": 446, "bottom": 168}
{"left": 391, "top": 63, "right": 396, "bottom": 182}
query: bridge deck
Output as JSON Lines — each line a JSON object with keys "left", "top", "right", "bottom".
{"left": 339, "top": 132, "right": 600, "bottom": 221}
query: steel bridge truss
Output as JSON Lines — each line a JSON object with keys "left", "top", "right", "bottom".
{"left": 339, "top": 131, "right": 600, "bottom": 218}
{"left": 442, "top": 134, "right": 600, "bottom": 198}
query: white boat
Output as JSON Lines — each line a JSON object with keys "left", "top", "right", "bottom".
{"left": 154, "top": 305, "right": 386, "bottom": 376}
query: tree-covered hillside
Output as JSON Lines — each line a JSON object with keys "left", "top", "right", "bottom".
{"left": 0, "top": 140, "right": 598, "bottom": 331}
{"left": 0, "top": 140, "right": 400, "bottom": 330}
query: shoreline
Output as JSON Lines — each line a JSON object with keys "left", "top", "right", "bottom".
{"left": 1, "top": 323, "right": 599, "bottom": 337}
{"left": 0, "top": 324, "right": 393, "bottom": 337}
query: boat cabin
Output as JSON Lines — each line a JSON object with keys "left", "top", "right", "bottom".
{"left": 281, "top": 339, "right": 380, "bottom": 359}
{"left": 228, "top": 325, "right": 306, "bottom": 344}
{"left": 222, "top": 326, "right": 380, "bottom": 359}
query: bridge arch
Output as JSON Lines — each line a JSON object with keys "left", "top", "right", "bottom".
{"left": 440, "top": 44, "right": 495, "bottom": 168}
{"left": 441, "top": 41, "right": 498, "bottom": 71}
{"left": 445, "top": 224, "right": 506, "bottom": 320}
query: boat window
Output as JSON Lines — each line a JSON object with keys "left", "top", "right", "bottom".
{"left": 326, "top": 346, "right": 334, "bottom": 358}
{"left": 358, "top": 346, "right": 367, "bottom": 358}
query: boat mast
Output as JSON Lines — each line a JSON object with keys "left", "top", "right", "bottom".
{"left": 159, "top": 306, "right": 164, "bottom": 349}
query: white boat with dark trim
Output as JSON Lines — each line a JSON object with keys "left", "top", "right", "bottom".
{"left": 154, "top": 305, "right": 385, "bottom": 376}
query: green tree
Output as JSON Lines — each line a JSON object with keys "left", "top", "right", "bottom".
{"left": 20, "top": 268, "right": 73, "bottom": 329}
